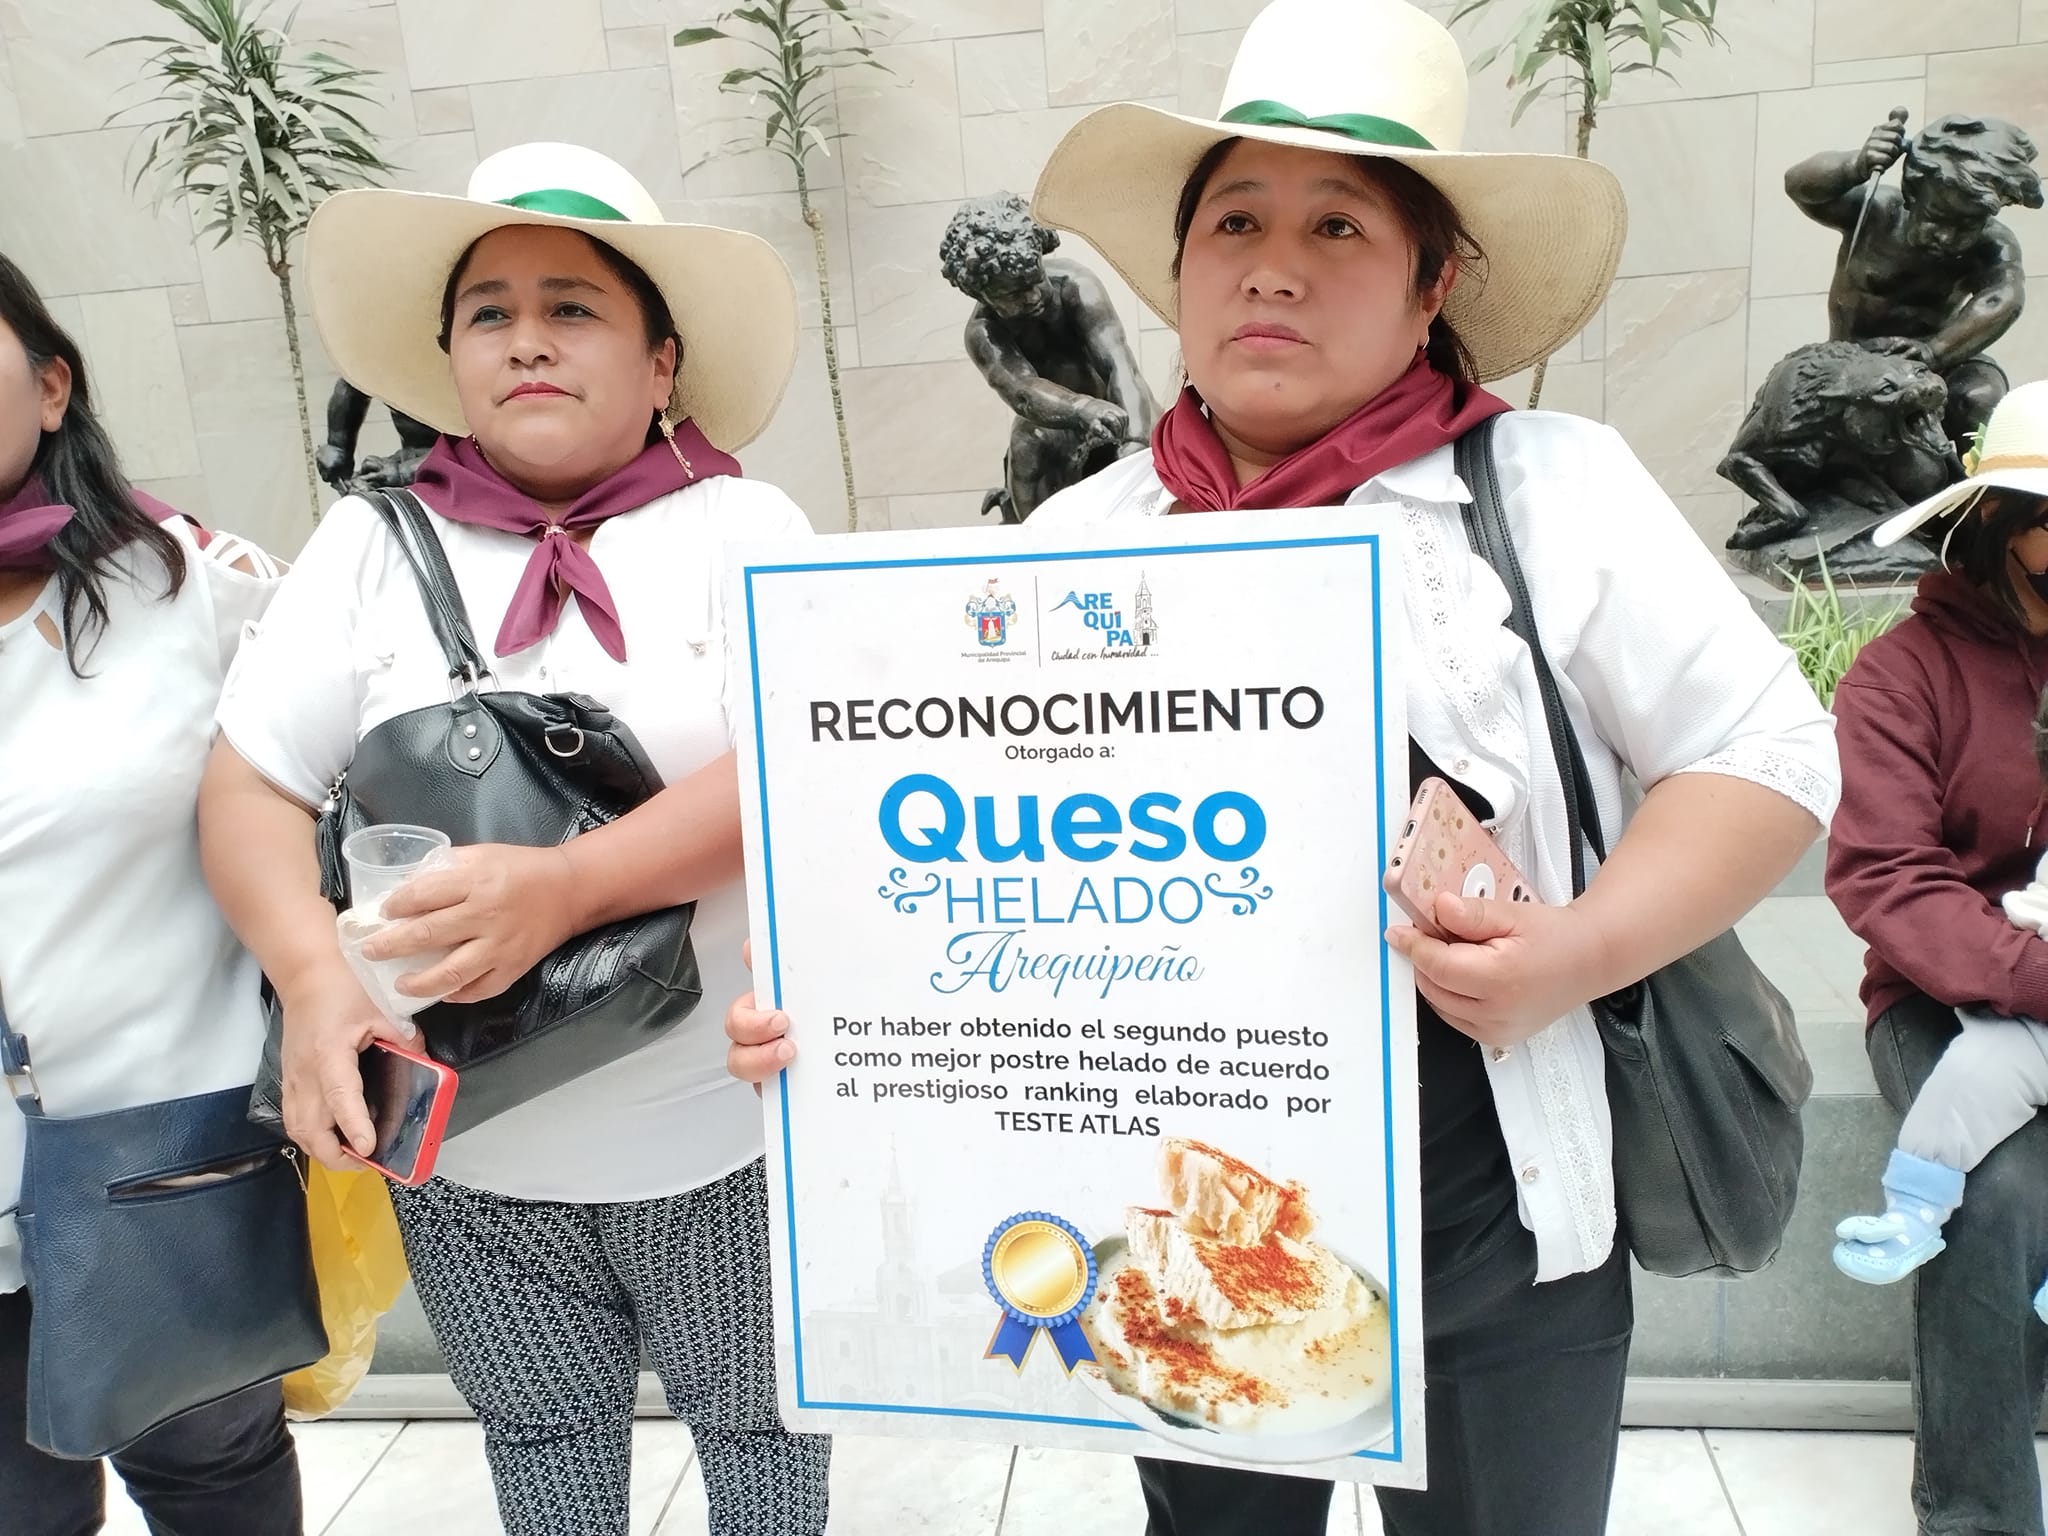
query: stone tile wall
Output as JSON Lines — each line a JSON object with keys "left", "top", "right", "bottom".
{"left": 2, "top": 0, "right": 2044, "bottom": 562}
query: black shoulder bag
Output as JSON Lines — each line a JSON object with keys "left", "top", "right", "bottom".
{"left": 3, "top": 988, "right": 322, "bottom": 1458}
{"left": 248, "top": 489, "right": 702, "bottom": 1138}
{"left": 1455, "top": 418, "right": 1813, "bottom": 1279}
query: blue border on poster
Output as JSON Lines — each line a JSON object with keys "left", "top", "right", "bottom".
{"left": 742, "top": 534, "right": 1402, "bottom": 1463}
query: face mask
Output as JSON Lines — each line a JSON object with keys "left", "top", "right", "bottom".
{"left": 2006, "top": 541, "right": 2048, "bottom": 608}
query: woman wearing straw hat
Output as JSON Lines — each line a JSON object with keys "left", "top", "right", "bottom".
{"left": 196, "top": 144, "right": 829, "bottom": 1534}
{"left": 1827, "top": 380, "right": 2048, "bottom": 1531}
{"left": 1026, "top": 6, "right": 1841, "bottom": 1529}
{"left": 719, "top": 0, "right": 1840, "bottom": 1530}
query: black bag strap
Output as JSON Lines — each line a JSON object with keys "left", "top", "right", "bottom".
{"left": 1452, "top": 417, "right": 1609, "bottom": 898}
{"left": 363, "top": 489, "right": 492, "bottom": 688}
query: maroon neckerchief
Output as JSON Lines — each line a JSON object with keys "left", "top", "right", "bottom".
{"left": 0, "top": 477, "right": 191, "bottom": 570}
{"left": 411, "top": 423, "right": 740, "bottom": 663}
{"left": 1151, "top": 358, "right": 1511, "bottom": 512}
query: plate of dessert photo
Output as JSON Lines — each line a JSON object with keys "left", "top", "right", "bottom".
{"left": 1075, "top": 1137, "right": 1394, "bottom": 1464}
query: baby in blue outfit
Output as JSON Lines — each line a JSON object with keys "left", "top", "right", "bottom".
{"left": 1834, "top": 712, "right": 2048, "bottom": 1316}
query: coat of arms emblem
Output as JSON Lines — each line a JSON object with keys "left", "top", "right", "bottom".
{"left": 965, "top": 578, "right": 1018, "bottom": 648}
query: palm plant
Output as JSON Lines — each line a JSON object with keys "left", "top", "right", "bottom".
{"left": 1449, "top": 0, "right": 1724, "bottom": 407}
{"left": 110, "top": 0, "right": 394, "bottom": 522}
{"left": 677, "top": 1, "right": 891, "bottom": 533}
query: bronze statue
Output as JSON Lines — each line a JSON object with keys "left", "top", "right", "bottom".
{"left": 318, "top": 379, "right": 438, "bottom": 492}
{"left": 1719, "top": 342, "right": 1959, "bottom": 580}
{"left": 1723, "top": 110, "right": 2041, "bottom": 580}
{"left": 1793, "top": 109, "right": 2039, "bottom": 444}
{"left": 940, "top": 193, "right": 1157, "bottom": 523}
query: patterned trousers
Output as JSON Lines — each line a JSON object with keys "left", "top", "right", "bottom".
{"left": 389, "top": 1157, "right": 829, "bottom": 1536}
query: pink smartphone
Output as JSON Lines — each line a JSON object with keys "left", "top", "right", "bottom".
{"left": 1383, "top": 777, "right": 1537, "bottom": 937}
{"left": 348, "top": 1039, "right": 458, "bottom": 1188}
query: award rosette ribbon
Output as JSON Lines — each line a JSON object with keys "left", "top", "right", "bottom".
{"left": 982, "top": 1212, "right": 1098, "bottom": 1373}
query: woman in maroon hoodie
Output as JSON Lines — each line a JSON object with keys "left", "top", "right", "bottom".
{"left": 1828, "top": 379, "right": 2048, "bottom": 1534}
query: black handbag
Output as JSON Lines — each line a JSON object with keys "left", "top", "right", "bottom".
{"left": 2, "top": 999, "right": 323, "bottom": 1459}
{"left": 248, "top": 489, "right": 703, "bottom": 1139}
{"left": 1455, "top": 418, "right": 1813, "bottom": 1279}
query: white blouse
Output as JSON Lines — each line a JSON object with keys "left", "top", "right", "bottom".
{"left": 0, "top": 520, "right": 279, "bottom": 1292}
{"left": 215, "top": 478, "right": 814, "bottom": 1205}
{"left": 1029, "top": 411, "right": 1841, "bottom": 1282}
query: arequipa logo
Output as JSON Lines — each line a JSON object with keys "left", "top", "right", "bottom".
{"left": 1047, "top": 572, "right": 1157, "bottom": 660}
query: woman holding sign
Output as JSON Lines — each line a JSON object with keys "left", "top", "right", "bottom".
{"left": 726, "top": 0, "right": 1839, "bottom": 1530}
{"left": 199, "top": 144, "right": 828, "bottom": 1535}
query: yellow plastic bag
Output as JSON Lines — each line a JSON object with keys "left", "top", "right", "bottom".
{"left": 281, "top": 1162, "right": 410, "bottom": 1420}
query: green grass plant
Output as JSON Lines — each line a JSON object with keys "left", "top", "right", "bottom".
{"left": 1778, "top": 551, "right": 1906, "bottom": 706}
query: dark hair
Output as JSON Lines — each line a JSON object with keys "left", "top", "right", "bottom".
{"left": 1904, "top": 113, "right": 2043, "bottom": 218}
{"left": 0, "top": 251, "right": 182, "bottom": 672}
{"left": 939, "top": 192, "right": 1060, "bottom": 294}
{"left": 1170, "top": 137, "right": 1482, "bottom": 385}
{"left": 1942, "top": 487, "right": 2048, "bottom": 627}
{"left": 438, "top": 228, "right": 682, "bottom": 367}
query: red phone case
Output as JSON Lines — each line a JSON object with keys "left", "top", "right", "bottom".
{"left": 1383, "top": 776, "right": 1536, "bottom": 936}
{"left": 350, "top": 1039, "right": 458, "bottom": 1188}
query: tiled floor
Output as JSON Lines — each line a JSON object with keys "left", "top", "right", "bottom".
{"left": 101, "top": 1422, "right": 2048, "bottom": 1534}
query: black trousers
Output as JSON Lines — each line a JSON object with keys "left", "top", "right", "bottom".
{"left": 0, "top": 1288, "right": 302, "bottom": 1536}
{"left": 1869, "top": 993, "right": 2048, "bottom": 1535}
{"left": 1136, "top": 1200, "right": 1634, "bottom": 1536}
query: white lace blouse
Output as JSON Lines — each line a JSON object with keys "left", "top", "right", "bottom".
{"left": 1029, "top": 410, "right": 1841, "bottom": 1282}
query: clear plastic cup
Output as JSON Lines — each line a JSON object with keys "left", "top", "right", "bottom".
{"left": 338, "top": 825, "right": 454, "bottom": 1021}
{"left": 342, "top": 824, "right": 450, "bottom": 910}
{"left": 338, "top": 912, "right": 448, "bottom": 1021}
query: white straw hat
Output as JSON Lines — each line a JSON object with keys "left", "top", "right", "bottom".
{"left": 307, "top": 143, "right": 799, "bottom": 451}
{"left": 1874, "top": 379, "right": 2048, "bottom": 547}
{"left": 1030, "top": 0, "right": 1627, "bottom": 385}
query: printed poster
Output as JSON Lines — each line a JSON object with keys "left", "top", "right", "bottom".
{"left": 730, "top": 509, "right": 1425, "bottom": 1485}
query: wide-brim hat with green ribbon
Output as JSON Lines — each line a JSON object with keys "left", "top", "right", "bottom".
{"left": 307, "top": 142, "right": 799, "bottom": 451}
{"left": 1031, "top": 0, "right": 1627, "bottom": 385}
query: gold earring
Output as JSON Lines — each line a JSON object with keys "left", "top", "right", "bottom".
{"left": 658, "top": 413, "right": 695, "bottom": 479}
